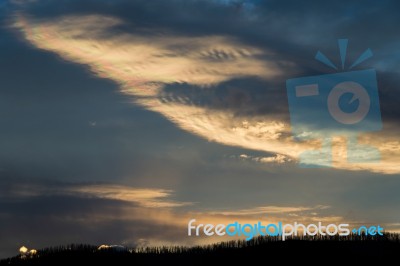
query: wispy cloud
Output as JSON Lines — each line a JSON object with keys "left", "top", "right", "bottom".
{"left": 69, "top": 184, "right": 191, "bottom": 208}
{"left": 239, "top": 153, "right": 291, "bottom": 164}
{"left": 209, "top": 205, "right": 329, "bottom": 216}
{"left": 10, "top": 7, "right": 400, "bottom": 174}
{"left": 2, "top": 182, "right": 191, "bottom": 208}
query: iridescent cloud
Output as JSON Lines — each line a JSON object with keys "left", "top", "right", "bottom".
{"left": 12, "top": 13, "right": 400, "bottom": 174}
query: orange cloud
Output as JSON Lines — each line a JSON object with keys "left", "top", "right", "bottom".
{"left": 12, "top": 13, "right": 400, "bottom": 174}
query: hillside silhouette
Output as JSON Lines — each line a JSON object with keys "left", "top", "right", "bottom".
{"left": 2, "top": 233, "right": 400, "bottom": 265}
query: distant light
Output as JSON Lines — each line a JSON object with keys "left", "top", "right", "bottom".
{"left": 19, "top": 246, "right": 28, "bottom": 254}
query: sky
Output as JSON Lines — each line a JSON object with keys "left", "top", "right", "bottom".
{"left": 0, "top": 0, "right": 400, "bottom": 258}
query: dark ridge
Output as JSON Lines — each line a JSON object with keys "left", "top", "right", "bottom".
{"left": 2, "top": 233, "right": 400, "bottom": 265}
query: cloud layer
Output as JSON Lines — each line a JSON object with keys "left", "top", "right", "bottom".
{"left": 11, "top": 8, "right": 400, "bottom": 173}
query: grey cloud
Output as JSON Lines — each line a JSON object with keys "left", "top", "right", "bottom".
{"left": 1, "top": 0, "right": 400, "bottom": 258}
{"left": 0, "top": 178, "right": 190, "bottom": 258}
{"left": 0, "top": 195, "right": 186, "bottom": 259}
{"left": 160, "top": 77, "right": 289, "bottom": 118}
{"left": 0, "top": 23, "right": 211, "bottom": 182}
{"left": 11, "top": 0, "right": 400, "bottom": 119}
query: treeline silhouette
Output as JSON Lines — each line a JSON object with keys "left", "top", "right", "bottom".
{"left": 2, "top": 233, "right": 400, "bottom": 265}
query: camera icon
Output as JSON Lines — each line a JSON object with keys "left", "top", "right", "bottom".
{"left": 286, "top": 40, "right": 382, "bottom": 167}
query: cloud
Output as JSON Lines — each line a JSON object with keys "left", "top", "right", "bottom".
{"left": 10, "top": 7, "right": 400, "bottom": 174}
{"left": 258, "top": 154, "right": 289, "bottom": 164}
{"left": 0, "top": 177, "right": 347, "bottom": 258}
{"left": 13, "top": 14, "right": 278, "bottom": 87}
{"left": 1, "top": 176, "right": 398, "bottom": 258}
{"left": 2, "top": 0, "right": 400, "bottom": 258}
{"left": 69, "top": 184, "right": 192, "bottom": 208}
{"left": 208, "top": 205, "right": 328, "bottom": 216}
{"left": 1, "top": 181, "right": 191, "bottom": 208}
{"left": 238, "top": 153, "right": 291, "bottom": 164}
